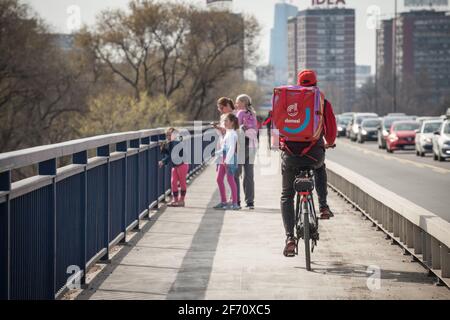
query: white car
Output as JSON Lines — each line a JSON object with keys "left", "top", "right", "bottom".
{"left": 415, "top": 120, "right": 443, "bottom": 157}
{"left": 432, "top": 120, "right": 450, "bottom": 161}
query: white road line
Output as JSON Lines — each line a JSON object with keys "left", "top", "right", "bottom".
{"left": 337, "top": 140, "right": 450, "bottom": 174}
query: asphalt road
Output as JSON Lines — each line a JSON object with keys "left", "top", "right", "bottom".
{"left": 327, "top": 138, "right": 450, "bottom": 222}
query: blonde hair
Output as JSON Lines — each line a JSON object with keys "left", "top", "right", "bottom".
{"left": 237, "top": 94, "right": 256, "bottom": 115}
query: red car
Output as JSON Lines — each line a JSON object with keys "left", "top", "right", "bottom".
{"left": 386, "top": 121, "right": 420, "bottom": 153}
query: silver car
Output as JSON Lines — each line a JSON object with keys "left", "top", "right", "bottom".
{"left": 432, "top": 120, "right": 450, "bottom": 161}
{"left": 349, "top": 113, "right": 378, "bottom": 142}
{"left": 415, "top": 120, "right": 443, "bottom": 157}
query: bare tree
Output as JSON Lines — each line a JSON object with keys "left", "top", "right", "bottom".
{"left": 76, "top": 0, "right": 260, "bottom": 118}
{"left": 0, "top": 0, "right": 89, "bottom": 152}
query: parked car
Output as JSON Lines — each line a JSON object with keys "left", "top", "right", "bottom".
{"left": 336, "top": 115, "right": 352, "bottom": 137}
{"left": 357, "top": 118, "right": 381, "bottom": 143}
{"left": 415, "top": 119, "right": 443, "bottom": 157}
{"left": 432, "top": 119, "right": 450, "bottom": 161}
{"left": 349, "top": 113, "right": 378, "bottom": 142}
{"left": 386, "top": 120, "right": 420, "bottom": 153}
{"left": 377, "top": 116, "right": 415, "bottom": 149}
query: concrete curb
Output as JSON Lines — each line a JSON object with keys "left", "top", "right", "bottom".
{"left": 326, "top": 159, "right": 450, "bottom": 288}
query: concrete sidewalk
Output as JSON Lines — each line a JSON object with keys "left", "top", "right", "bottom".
{"left": 75, "top": 145, "right": 450, "bottom": 300}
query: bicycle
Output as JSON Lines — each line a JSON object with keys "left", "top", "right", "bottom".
{"left": 293, "top": 143, "right": 335, "bottom": 271}
{"left": 293, "top": 168, "right": 319, "bottom": 271}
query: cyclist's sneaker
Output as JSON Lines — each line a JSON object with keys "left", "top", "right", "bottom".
{"left": 283, "top": 236, "right": 296, "bottom": 257}
{"left": 213, "top": 202, "right": 228, "bottom": 210}
{"left": 319, "top": 207, "right": 333, "bottom": 220}
{"left": 246, "top": 203, "right": 255, "bottom": 210}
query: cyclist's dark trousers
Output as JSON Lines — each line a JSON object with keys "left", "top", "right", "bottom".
{"left": 314, "top": 163, "right": 328, "bottom": 210}
{"left": 280, "top": 146, "right": 325, "bottom": 237}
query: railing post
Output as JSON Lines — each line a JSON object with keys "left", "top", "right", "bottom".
{"left": 117, "top": 141, "right": 128, "bottom": 243}
{"left": 441, "top": 245, "right": 450, "bottom": 278}
{"left": 97, "top": 145, "right": 110, "bottom": 261}
{"left": 413, "top": 225, "right": 423, "bottom": 255}
{"left": 73, "top": 151, "right": 88, "bottom": 285}
{"left": 141, "top": 137, "right": 150, "bottom": 218}
{"left": 38, "top": 158, "right": 57, "bottom": 299}
{"left": 150, "top": 135, "right": 159, "bottom": 209}
{"left": 423, "top": 233, "right": 432, "bottom": 266}
{"left": 387, "top": 208, "right": 394, "bottom": 233}
{"left": 431, "top": 237, "right": 441, "bottom": 270}
{"left": 130, "top": 139, "right": 140, "bottom": 231}
{"left": 0, "top": 170, "right": 11, "bottom": 300}
{"left": 406, "top": 220, "right": 414, "bottom": 249}
{"left": 158, "top": 134, "right": 167, "bottom": 203}
{"left": 399, "top": 216, "right": 405, "bottom": 243}
{"left": 393, "top": 212, "right": 399, "bottom": 238}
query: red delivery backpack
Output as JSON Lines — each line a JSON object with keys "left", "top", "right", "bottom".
{"left": 271, "top": 85, "right": 325, "bottom": 150}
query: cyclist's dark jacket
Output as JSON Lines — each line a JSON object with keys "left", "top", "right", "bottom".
{"left": 283, "top": 100, "right": 337, "bottom": 155}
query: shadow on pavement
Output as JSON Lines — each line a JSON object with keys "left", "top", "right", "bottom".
{"left": 166, "top": 190, "right": 226, "bottom": 300}
{"left": 294, "top": 261, "right": 435, "bottom": 285}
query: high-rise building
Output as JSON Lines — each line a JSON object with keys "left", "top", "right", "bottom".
{"left": 288, "top": 8, "right": 356, "bottom": 112}
{"left": 269, "top": 2, "right": 298, "bottom": 86}
{"left": 356, "top": 65, "right": 372, "bottom": 88}
{"left": 376, "top": 19, "right": 393, "bottom": 78}
{"left": 396, "top": 10, "right": 450, "bottom": 101}
{"left": 377, "top": 10, "right": 450, "bottom": 105}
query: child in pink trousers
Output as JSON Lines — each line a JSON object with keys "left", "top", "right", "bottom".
{"left": 159, "top": 128, "right": 189, "bottom": 207}
{"left": 214, "top": 113, "right": 240, "bottom": 211}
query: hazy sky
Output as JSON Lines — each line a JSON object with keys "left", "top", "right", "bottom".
{"left": 23, "top": 0, "right": 448, "bottom": 72}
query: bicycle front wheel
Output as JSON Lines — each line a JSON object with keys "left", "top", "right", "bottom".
{"left": 303, "top": 207, "right": 311, "bottom": 271}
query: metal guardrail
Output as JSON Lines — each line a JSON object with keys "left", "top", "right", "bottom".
{"left": 326, "top": 160, "right": 450, "bottom": 288}
{"left": 0, "top": 126, "right": 216, "bottom": 300}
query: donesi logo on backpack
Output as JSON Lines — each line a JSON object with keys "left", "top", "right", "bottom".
{"left": 270, "top": 86, "right": 325, "bottom": 149}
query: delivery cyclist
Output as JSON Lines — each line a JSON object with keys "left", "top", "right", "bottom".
{"left": 280, "top": 70, "right": 337, "bottom": 257}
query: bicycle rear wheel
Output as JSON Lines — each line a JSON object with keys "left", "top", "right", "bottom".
{"left": 303, "top": 205, "right": 311, "bottom": 271}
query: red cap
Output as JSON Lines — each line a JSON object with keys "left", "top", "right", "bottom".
{"left": 297, "top": 69, "right": 317, "bottom": 87}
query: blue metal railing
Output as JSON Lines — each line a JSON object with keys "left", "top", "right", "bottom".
{"left": 0, "top": 126, "right": 213, "bottom": 300}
